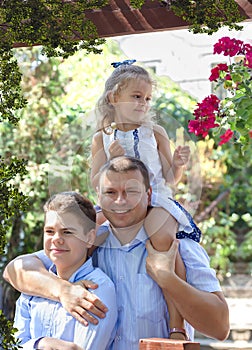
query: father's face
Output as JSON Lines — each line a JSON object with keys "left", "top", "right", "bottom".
{"left": 98, "top": 169, "right": 151, "bottom": 228}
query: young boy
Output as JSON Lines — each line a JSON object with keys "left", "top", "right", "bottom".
{"left": 13, "top": 191, "right": 117, "bottom": 350}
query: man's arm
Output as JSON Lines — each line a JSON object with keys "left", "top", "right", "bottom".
{"left": 3, "top": 253, "right": 108, "bottom": 326}
{"left": 36, "top": 337, "right": 83, "bottom": 350}
{"left": 145, "top": 240, "right": 230, "bottom": 341}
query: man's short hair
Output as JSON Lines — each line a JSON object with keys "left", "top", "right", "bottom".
{"left": 99, "top": 156, "right": 150, "bottom": 190}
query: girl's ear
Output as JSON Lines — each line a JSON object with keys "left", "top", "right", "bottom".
{"left": 108, "top": 91, "right": 117, "bottom": 105}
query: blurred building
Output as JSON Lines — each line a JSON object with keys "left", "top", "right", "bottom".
{"left": 115, "top": 22, "right": 252, "bottom": 101}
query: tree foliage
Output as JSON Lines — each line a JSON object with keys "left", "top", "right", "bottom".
{"left": 0, "top": 0, "right": 106, "bottom": 123}
{"left": 130, "top": 0, "right": 244, "bottom": 34}
{"left": 0, "top": 157, "right": 29, "bottom": 254}
{"left": 0, "top": 310, "right": 21, "bottom": 350}
{"left": 170, "top": 0, "right": 244, "bottom": 34}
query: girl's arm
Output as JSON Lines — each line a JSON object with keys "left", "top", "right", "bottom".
{"left": 153, "top": 124, "right": 186, "bottom": 185}
{"left": 91, "top": 131, "right": 125, "bottom": 189}
{"left": 91, "top": 132, "right": 107, "bottom": 189}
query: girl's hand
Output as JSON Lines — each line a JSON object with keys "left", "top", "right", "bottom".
{"left": 173, "top": 145, "right": 190, "bottom": 168}
{"left": 109, "top": 140, "right": 125, "bottom": 159}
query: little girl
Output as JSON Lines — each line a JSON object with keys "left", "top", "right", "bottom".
{"left": 91, "top": 60, "right": 201, "bottom": 340}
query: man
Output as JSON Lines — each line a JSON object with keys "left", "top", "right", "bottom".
{"left": 4, "top": 156, "right": 229, "bottom": 350}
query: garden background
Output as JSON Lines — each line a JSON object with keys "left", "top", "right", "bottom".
{"left": 0, "top": 1, "right": 251, "bottom": 348}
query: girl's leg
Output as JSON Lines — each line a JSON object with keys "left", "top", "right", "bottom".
{"left": 144, "top": 207, "right": 187, "bottom": 339}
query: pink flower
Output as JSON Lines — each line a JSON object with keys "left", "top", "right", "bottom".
{"left": 194, "top": 94, "right": 220, "bottom": 118}
{"left": 189, "top": 95, "right": 220, "bottom": 137}
{"left": 249, "top": 130, "right": 252, "bottom": 138}
{"left": 209, "top": 63, "right": 229, "bottom": 82}
{"left": 243, "top": 43, "right": 252, "bottom": 54}
{"left": 218, "top": 129, "right": 234, "bottom": 145}
{"left": 188, "top": 117, "right": 219, "bottom": 138}
{"left": 213, "top": 37, "right": 244, "bottom": 57}
{"left": 245, "top": 51, "right": 252, "bottom": 69}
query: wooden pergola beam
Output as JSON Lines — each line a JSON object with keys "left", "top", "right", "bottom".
{"left": 84, "top": 0, "right": 252, "bottom": 38}
{"left": 8, "top": 0, "right": 252, "bottom": 48}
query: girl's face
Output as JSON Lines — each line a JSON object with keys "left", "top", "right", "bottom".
{"left": 110, "top": 78, "right": 152, "bottom": 125}
{"left": 43, "top": 210, "right": 95, "bottom": 279}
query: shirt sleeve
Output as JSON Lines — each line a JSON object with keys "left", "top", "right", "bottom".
{"left": 33, "top": 249, "right": 52, "bottom": 270}
{"left": 14, "top": 294, "right": 43, "bottom": 349}
{"left": 179, "top": 238, "right": 222, "bottom": 292}
{"left": 73, "top": 271, "right": 117, "bottom": 350}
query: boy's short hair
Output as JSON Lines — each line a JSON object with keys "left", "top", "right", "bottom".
{"left": 99, "top": 156, "right": 150, "bottom": 191}
{"left": 43, "top": 192, "right": 96, "bottom": 232}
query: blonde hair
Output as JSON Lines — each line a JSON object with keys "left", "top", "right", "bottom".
{"left": 96, "top": 64, "right": 156, "bottom": 133}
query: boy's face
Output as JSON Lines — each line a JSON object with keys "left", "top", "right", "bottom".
{"left": 98, "top": 169, "right": 151, "bottom": 229}
{"left": 43, "top": 210, "right": 95, "bottom": 279}
{"left": 111, "top": 79, "right": 152, "bottom": 125}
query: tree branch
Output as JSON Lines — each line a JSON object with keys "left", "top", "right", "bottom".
{"left": 195, "top": 189, "right": 230, "bottom": 223}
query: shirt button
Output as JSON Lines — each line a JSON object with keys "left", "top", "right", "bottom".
{"left": 119, "top": 275, "right": 124, "bottom": 280}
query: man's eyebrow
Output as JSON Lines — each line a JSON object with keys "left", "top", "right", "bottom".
{"left": 126, "top": 186, "right": 141, "bottom": 190}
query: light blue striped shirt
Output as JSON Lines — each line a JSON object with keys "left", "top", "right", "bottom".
{"left": 14, "top": 257, "right": 117, "bottom": 350}
{"left": 32, "top": 224, "right": 222, "bottom": 350}
{"left": 92, "top": 223, "right": 222, "bottom": 350}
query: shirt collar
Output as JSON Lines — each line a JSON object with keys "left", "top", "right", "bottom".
{"left": 49, "top": 257, "right": 94, "bottom": 282}
{"left": 105, "top": 224, "right": 148, "bottom": 251}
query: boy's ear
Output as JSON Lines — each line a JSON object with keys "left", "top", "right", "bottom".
{"left": 85, "top": 228, "right": 96, "bottom": 248}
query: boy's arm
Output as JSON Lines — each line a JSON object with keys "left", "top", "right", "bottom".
{"left": 3, "top": 254, "right": 108, "bottom": 326}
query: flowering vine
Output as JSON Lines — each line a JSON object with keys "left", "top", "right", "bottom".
{"left": 189, "top": 36, "right": 252, "bottom": 152}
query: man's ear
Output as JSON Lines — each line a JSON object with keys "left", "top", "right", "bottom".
{"left": 147, "top": 187, "right": 152, "bottom": 206}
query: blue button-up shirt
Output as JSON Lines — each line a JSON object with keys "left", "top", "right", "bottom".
{"left": 92, "top": 223, "right": 222, "bottom": 350}
{"left": 14, "top": 257, "right": 117, "bottom": 350}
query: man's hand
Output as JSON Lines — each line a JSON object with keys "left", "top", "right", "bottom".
{"left": 59, "top": 280, "right": 108, "bottom": 326}
{"left": 145, "top": 239, "right": 179, "bottom": 289}
{"left": 36, "top": 337, "right": 83, "bottom": 350}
